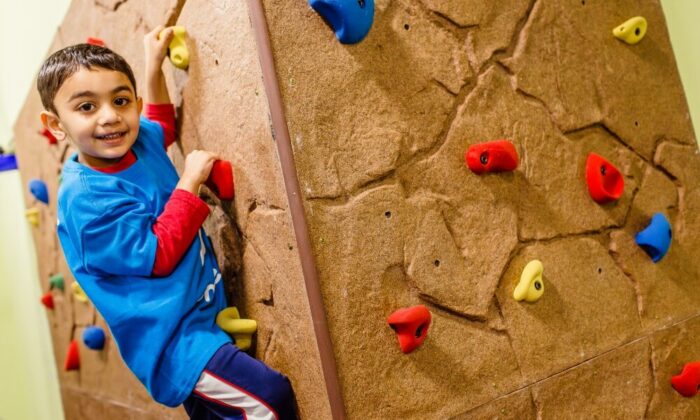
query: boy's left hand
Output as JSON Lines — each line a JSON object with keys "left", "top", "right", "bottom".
{"left": 144, "top": 25, "right": 174, "bottom": 76}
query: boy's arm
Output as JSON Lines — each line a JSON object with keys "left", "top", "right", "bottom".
{"left": 151, "top": 151, "right": 219, "bottom": 276}
{"left": 144, "top": 25, "right": 176, "bottom": 149}
{"left": 151, "top": 189, "right": 210, "bottom": 277}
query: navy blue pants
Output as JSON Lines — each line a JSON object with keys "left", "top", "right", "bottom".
{"left": 183, "top": 343, "right": 297, "bottom": 419}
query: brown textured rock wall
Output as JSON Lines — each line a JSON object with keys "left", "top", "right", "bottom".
{"left": 13, "top": 0, "right": 328, "bottom": 418}
{"left": 263, "top": 0, "right": 700, "bottom": 418}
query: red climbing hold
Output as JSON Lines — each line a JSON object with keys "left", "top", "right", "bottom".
{"left": 64, "top": 340, "right": 80, "bottom": 371}
{"left": 205, "top": 160, "right": 235, "bottom": 200}
{"left": 585, "top": 153, "right": 624, "bottom": 204}
{"left": 387, "top": 305, "right": 431, "bottom": 354}
{"left": 465, "top": 140, "right": 519, "bottom": 174}
{"left": 86, "top": 37, "right": 105, "bottom": 47}
{"left": 672, "top": 361, "right": 700, "bottom": 397}
{"left": 40, "top": 292, "right": 54, "bottom": 310}
{"left": 41, "top": 128, "right": 57, "bottom": 145}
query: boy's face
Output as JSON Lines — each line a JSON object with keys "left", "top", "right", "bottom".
{"left": 41, "top": 67, "right": 142, "bottom": 168}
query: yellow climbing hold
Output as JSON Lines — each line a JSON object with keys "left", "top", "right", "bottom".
{"left": 71, "top": 281, "right": 89, "bottom": 303}
{"left": 161, "top": 26, "right": 189, "bottom": 69}
{"left": 513, "top": 260, "right": 544, "bottom": 303}
{"left": 216, "top": 307, "right": 257, "bottom": 351}
{"left": 613, "top": 16, "right": 647, "bottom": 45}
{"left": 25, "top": 208, "right": 40, "bottom": 227}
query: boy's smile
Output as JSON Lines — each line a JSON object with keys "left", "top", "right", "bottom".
{"left": 42, "top": 67, "right": 143, "bottom": 168}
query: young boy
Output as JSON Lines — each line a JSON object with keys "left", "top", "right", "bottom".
{"left": 39, "top": 26, "right": 297, "bottom": 419}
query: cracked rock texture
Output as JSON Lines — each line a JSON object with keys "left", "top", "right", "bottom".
{"left": 12, "top": 0, "right": 700, "bottom": 418}
{"left": 265, "top": 0, "right": 700, "bottom": 418}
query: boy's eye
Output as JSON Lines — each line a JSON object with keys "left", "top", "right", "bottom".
{"left": 114, "top": 97, "right": 130, "bottom": 106}
{"left": 78, "top": 103, "right": 95, "bottom": 112}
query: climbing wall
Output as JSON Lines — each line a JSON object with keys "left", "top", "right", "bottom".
{"left": 11, "top": 0, "right": 700, "bottom": 418}
{"left": 13, "top": 0, "right": 329, "bottom": 418}
{"left": 263, "top": 0, "right": 700, "bottom": 418}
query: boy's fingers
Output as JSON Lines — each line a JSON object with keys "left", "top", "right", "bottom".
{"left": 147, "top": 25, "right": 163, "bottom": 39}
{"left": 154, "top": 25, "right": 165, "bottom": 36}
{"left": 159, "top": 29, "right": 174, "bottom": 46}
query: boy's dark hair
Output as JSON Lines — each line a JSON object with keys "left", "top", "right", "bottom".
{"left": 37, "top": 44, "right": 137, "bottom": 114}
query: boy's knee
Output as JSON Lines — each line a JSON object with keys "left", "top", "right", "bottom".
{"left": 262, "top": 369, "right": 296, "bottom": 418}
{"left": 267, "top": 369, "right": 293, "bottom": 402}
{"left": 234, "top": 349, "right": 296, "bottom": 417}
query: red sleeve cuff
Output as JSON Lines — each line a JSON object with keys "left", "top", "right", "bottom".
{"left": 144, "top": 103, "right": 176, "bottom": 149}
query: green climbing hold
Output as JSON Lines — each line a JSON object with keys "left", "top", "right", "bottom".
{"left": 49, "top": 273, "right": 64, "bottom": 291}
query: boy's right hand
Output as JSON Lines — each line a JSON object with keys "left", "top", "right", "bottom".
{"left": 176, "top": 150, "right": 220, "bottom": 195}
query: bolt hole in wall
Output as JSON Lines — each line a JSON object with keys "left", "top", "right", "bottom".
{"left": 384, "top": 210, "right": 391, "bottom": 218}
{"left": 480, "top": 152, "right": 489, "bottom": 165}
{"left": 434, "top": 259, "right": 441, "bottom": 267}
{"left": 404, "top": 23, "right": 409, "bottom": 30}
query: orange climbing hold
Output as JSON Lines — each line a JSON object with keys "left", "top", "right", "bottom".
{"left": 64, "top": 340, "right": 80, "bottom": 371}
{"left": 387, "top": 305, "right": 431, "bottom": 354}
{"left": 40, "top": 291, "right": 54, "bottom": 310}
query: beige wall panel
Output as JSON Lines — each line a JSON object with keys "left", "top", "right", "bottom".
{"left": 261, "top": 0, "right": 700, "bottom": 417}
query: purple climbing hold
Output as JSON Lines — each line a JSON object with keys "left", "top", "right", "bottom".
{"left": 0, "top": 154, "right": 17, "bottom": 172}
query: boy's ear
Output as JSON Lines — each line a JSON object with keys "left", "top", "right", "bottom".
{"left": 40, "top": 111, "right": 68, "bottom": 142}
{"left": 136, "top": 96, "right": 143, "bottom": 115}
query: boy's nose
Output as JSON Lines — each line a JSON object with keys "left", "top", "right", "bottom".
{"left": 98, "top": 106, "right": 121, "bottom": 125}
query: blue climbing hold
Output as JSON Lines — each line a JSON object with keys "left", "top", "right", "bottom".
{"left": 635, "top": 213, "right": 672, "bottom": 263}
{"left": 82, "top": 326, "right": 106, "bottom": 350}
{"left": 29, "top": 179, "right": 49, "bottom": 204}
{"left": 309, "top": 0, "right": 374, "bottom": 44}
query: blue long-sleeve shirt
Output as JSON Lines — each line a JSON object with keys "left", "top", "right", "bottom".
{"left": 56, "top": 116, "right": 230, "bottom": 406}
